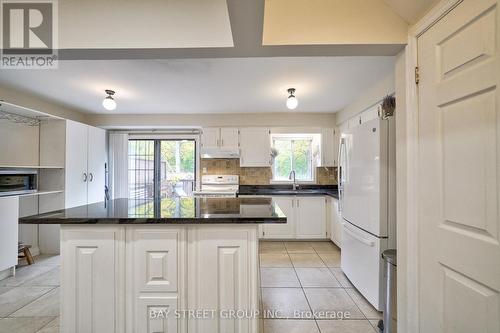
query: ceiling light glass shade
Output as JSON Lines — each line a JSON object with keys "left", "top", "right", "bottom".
{"left": 102, "top": 96, "right": 117, "bottom": 111}
{"left": 286, "top": 95, "right": 298, "bottom": 110}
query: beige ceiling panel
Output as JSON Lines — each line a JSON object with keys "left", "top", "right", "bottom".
{"left": 263, "top": 0, "right": 408, "bottom": 45}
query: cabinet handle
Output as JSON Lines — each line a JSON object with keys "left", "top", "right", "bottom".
{"left": 83, "top": 173, "right": 87, "bottom": 182}
{"left": 221, "top": 139, "right": 224, "bottom": 146}
{"left": 297, "top": 200, "right": 300, "bottom": 207}
{"left": 89, "top": 173, "right": 93, "bottom": 182}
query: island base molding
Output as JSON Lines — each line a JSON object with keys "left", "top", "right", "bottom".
{"left": 60, "top": 224, "right": 260, "bottom": 333}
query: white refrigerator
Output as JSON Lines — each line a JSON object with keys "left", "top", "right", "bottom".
{"left": 338, "top": 117, "right": 396, "bottom": 311}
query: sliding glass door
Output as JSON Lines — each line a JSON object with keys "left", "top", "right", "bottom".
{"left": 128, "top": 139, "right": 196, "bottom": 201}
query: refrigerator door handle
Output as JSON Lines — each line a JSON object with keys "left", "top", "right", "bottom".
{"left": 343, "top": 223, "right": 375, "bottom": 247}
{"left": 337, "top": 137, "right": 345, "bottom": 212}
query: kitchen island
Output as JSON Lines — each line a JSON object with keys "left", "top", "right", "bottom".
{"left": 20, "top": 197, "right": 286, "bottom": 333}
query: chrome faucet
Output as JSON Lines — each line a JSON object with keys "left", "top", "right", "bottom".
{"left": 289, "top": 170, "right": 299, "bottom": 191}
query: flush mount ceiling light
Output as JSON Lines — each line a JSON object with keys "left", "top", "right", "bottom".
{"left": 102, "top": 89, "right": 117, "bottom": 111}
{"left": 286, "top": 88, "right": 298, "bottom": 110}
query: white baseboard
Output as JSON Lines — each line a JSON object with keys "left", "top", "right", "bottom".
{"left": 0, "top": 267, "right": 14, "bottom": 280}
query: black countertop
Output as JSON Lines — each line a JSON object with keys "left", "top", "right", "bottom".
{"left": 19, "top": 197, "right": 286, "bottom": 225}
{"left": 238, "top": 185, "right": 339, "bottom": 199}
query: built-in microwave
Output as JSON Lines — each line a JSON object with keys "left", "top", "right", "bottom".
{"left": 0, "top": 169, "right": 38, "bottom": 196}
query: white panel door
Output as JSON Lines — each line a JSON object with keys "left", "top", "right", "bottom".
{"left": 296, "top": 197, "right": 326, "bottom": 239}
{"left": 87, "top": 126, "right": 106, "bottom": 204}
{"left": 418, "top": 0, "right": 500, "bottom": 331}
{"left": 342, "top": 118, "right": 388, "bottom": 237}
{"left": 65, "top": 120, "right": 88, "bottom": 208}
{"left": 263, "top": 196, "right": 295, "bottom": 239}
{"left": 239, "top": 128, "right": 271, "bottom": 167}
{"left": 201, "top": 128, "right": 220, "bottom": 149}
{"left": 220, "top": 128, "right": 239, "bottom": 149}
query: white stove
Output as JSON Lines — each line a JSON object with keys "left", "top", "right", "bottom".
{"left": 193, "top": 175, "right": 239, "bottom": 197}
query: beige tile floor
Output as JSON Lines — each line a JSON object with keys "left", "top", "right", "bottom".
{"left": 259, "top": 241, "right": 381, "bottom": 333}
{"left": 0, "top": 255, "right": 60, "bottom": 333}
{"left": 0, "top": 241, "right": 381, "bottom": 333}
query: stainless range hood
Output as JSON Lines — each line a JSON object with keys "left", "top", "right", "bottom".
{"left": 200, "top": 148, "right": 240, "bottom": 159}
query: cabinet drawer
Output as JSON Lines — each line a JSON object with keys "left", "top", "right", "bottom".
{"left": 129, "top": 228, "right": 179, "bottom": 292}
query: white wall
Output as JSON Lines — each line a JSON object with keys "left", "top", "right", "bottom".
{"left": 88, "top": 112, "right": 337, "bottom": 129}
{"left": 335, "top": 67, "right": 396, "bottom": 125}
{"left": 0, "top": 120, "right": 39, "bottom": 167}
{"left": 0, "top": 84, "right": 87, "bottom": 123}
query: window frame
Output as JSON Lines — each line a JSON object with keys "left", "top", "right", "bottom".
{"left": 270, "top": 134, "right": 317, "bottom": 184}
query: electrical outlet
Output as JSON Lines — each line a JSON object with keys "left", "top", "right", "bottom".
{"left": 202, "top": 167, "right": 207, "bottom": 174}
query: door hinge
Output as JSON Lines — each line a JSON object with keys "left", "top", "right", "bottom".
{"left": 415, "top": 66, "right": 420, "bottom": 85}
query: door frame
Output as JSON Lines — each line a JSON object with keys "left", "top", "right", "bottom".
{"left": 403, "top": 1, "right": 463, "bottom": 332}
{"left": 128, "top": 133, "right": 201, "bottom": 195}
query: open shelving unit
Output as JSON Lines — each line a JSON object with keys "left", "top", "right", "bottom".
{"left": 0, "top": 100, "right": 67, "bottom": 255}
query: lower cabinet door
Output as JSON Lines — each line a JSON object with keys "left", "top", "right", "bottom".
{"left": 296, "top": 197, "right": 326, "bottom": 239}
{"left": 61, "top": 226, "right": 125, "bottom": 333}
{"left": 330, "top": 198, "right": 342, "bottom": 247}
{"left": 187, "top": 226, "right": 259, "bottom": 333}
{"left": 263, "top": 197, "right": 295, "bottom": 239}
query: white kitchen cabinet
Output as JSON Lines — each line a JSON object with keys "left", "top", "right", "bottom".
{"left": 201, "top": 128, "right": 220, "bottom": 149}
{"left": 65, "top": 120, "right": 107, "bottom": 208}
{"left": 296, "top": 196, "right": 327, "bottom": 239}
{"left": 0, "top": 196, "right": 18, "bottom": 276}
{"left": 201, "top": 127, "right": 239, "bottom": 150}
{"left": 263, "top": 196, "right": 295, "bottom": 239}
{"left": 87, "top": 126, "right": 107, "bottom": 204}
{"left": 319, "top": 128, "right": 339, "bottom": 167}
{"left": 65, "top": 120, "right": 89, "bottom": 208}
{"left": 239, "top": 128, "right": 271, "bottom": 167}
{"left": 126, "top": 228, "right": 182, "bottom": 333}
{"left": 262, "top": 196, "right": 327, "bottom": 239}
{"left": 188, "top": 225, "right": 258, "bottom": 333}
{"left": 220, "top": 128, "right": 239, "bottom": 149}
{"left": 61, "top": 226, "right": 125, "bottom": 333}
{"left": 58, "top": 224, "right": 263, "bottom": 332}
{"left": 329, "top": 198, "right": 342, "bottom": 248}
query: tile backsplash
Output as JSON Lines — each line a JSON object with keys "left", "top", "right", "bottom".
{"left": 200, "top": 159, "right": 337, "bottom": 185}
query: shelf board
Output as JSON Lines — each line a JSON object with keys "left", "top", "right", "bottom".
{"left": 0, "top": 165, "right": 64, "bottom": 169}
{"left": 16, "top": 190, "right": 64, "bottom": 198}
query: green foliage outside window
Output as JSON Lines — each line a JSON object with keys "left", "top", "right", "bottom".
{"left": 273, "top": 137, "right": 313, "bottom": 181}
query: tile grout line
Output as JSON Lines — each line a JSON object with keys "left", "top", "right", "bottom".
{"left": 286, "top": 242, "right": 323, "bottom": 333}
{"left": 5, "top": 285, "right": 58, "bottom": 317}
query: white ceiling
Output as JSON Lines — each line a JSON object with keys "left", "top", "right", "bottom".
{"left": 0, "top": 57, "right": 395, "bottom": 114}
{"left": 382, "top": 0, "right": 440, "bottom": 23}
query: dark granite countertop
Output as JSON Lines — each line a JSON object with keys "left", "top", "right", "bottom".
{"left": 19, "top": 197, "right": 286, "bottom": 225}
{"left": 238, "top": 185, "right": 339, "bottom": 199}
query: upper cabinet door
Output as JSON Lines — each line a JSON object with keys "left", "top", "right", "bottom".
{"left": 201, "top": 128, "right": 220, "bottom": 149}
{"left": 239, "top": 128, "right": 271, "bottom": 167}
{"left": 65, "top": 120, "right": 88, "bottom": 208}
{"left": 219, "top": 128, "right": 239, "bottom": 149}
{"left": 319, "top": 128, "right": 335, "bottom": 167}
{"left": 87, "top": 126, "right": 107, "bottom": 204}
